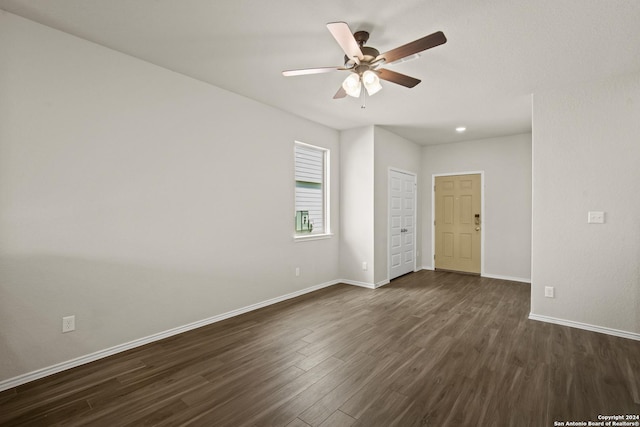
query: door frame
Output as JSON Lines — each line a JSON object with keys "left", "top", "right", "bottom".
{"left": 431, "top": 171, "right": 485, "bottom": 275}
{"left": 388, "top": 167, "right": 418, "bottom": 281}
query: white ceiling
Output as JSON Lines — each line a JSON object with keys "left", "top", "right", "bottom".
{"left": 2, "top": 0, "right": 639, "bottom": 145}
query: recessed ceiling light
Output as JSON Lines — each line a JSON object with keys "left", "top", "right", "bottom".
{"left": 455, "top": 127, "right": 466, "bottom": 133}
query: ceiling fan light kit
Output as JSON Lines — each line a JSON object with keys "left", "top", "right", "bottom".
{"left": 341, "top": 69, "right": 382, "bottom": 98}
{"left": 342, "top": 73, "right": 362, "bottom": 97}
{"left": 362, "top": 70, "right": 382, "bottom": 96}
{"left": 282, "top": 21, "right": 447, "bottom": 104}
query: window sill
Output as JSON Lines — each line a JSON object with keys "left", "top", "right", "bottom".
{"left": 294, "top": 233, "right": 333, "bottom": 242}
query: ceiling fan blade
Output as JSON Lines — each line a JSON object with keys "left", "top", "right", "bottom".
{"left": 327, "top": 22, "right": 364, "bottom": 61}
{"left": 377, "top": 69, "right": 421, "bottom": 88}
{"left": 377, "top": 31, "right": 447, "bottom": 64}
{"left": 283, "top": 67, "right": 344, "bottom": 77}
{"left": 333, "top": 86, "right": 347, "bottom": 99}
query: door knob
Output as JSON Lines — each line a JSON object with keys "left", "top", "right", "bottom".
{"left": 475, "top": 227, "right": 480, "bottom": 231}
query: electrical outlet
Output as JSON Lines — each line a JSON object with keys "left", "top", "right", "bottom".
{"left": 587, "top": 211, "right": 605, "bottom": 224}
{"left": 295, "top": 267, "right": 300, "bottom": 277}
{"left": 362, "top": 261, "right": 368, "bottom": 271}
{"left": 62, "top": 315, "right": 75, "bottom": 333}
{"left": 544, "top": 287, "right": 554, "bottom": 298}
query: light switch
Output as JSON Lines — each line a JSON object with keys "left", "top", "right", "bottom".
{"left": 587, "top": 211, "right": 605, "bottom": 224}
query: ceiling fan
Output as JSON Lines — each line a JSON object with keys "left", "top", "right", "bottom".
{"left": 283, "top": 22, "right": 447, "bottom": 100}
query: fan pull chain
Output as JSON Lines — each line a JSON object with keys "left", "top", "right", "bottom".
{"left": 361, "top": 87, "right": 367, "bottom": 109}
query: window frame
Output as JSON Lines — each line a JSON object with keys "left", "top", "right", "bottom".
{"left": 294, "top": 141, "right": 332, "bottom": 241}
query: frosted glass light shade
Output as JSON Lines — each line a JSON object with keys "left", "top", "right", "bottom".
{"left": 342, "top": 73, "right": 362, "bottom": 97}
{"left": 362, "top": 70, "right": 382, "bottom": 96}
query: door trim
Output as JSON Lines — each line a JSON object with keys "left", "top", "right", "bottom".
{"left": 388, "top": 167, "right": 417, "bottom": 282}
{"left": 431, "top": 171, "right": 485, "bottom": 275}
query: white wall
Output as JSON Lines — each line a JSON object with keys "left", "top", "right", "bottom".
{"left": 0, "top": 11, "right": 340, "bottom": 382}
{"left": 373, "top": 126, "right": 422, "bottom": 285}
{"left": 531, "top": 72, "right": 640, "bottom": 335}
{"left": 421, "top": 134, "right": 532, "bottom": 281}
{"left": 339, "top": 127, "right": 374, "bottom": 284}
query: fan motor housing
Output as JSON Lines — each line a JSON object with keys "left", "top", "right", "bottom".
{"left": 342, "top": 30, "right": 380, "bottom": 68}
{"left": 343, "top": 46, "right": 381, "bottom": 69}
{"left": 361, "top": 46, "right": 380, "bottom": 61}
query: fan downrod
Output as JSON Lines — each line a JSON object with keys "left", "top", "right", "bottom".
{"left": 353, "top": 31, "right": 370, "bottom": 47}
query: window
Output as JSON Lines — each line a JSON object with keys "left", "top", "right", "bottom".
{"left": 294, "top": 142, "right": 329, "bottom": 237}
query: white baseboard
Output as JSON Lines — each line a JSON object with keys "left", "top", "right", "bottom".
{"left": 529, "top": 313, "right": 640, "bottom": 341}
{"left": 420, "top": 266, "right": 530, "bottom": 284}
{"left": 374, "top": 280, "right": 390, "bottom": 288}
{"left": 0, "top": 279, "right": 340, "bottom": 393}
{"left": 340, "top": 279, "right": 376, "bottom": 289}
{"left": 482, "top": 273, "right": 531, "bottom": 284}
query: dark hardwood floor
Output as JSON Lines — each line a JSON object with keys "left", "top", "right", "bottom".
{"left": 1, "top": 270, "right": 639, "bottom": 426}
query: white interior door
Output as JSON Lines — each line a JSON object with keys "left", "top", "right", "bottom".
{"left": 389, "top": 170, "right": 416, "bottom": 280}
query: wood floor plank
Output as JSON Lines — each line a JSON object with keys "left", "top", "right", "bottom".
{"left": 352, "top": 389, "right": 411, "bottom": 427}
{"left": 175, "top": 355, "right": 348, "bottom": 426}
{"left": 65, "top": 374, "right": 211, "bottom": 426}
{"left": 179, "top": 354, "right": 306, "bottom": 409}
{"left": 154, "top": 365, "right": 307, "bottom": 427}
{"left": 1, "top": 270, "right": 639, "bottom": 426}
{"left": 297, "top": 351, "right": 397, "bottom": 426}
{"left": 285, "top": 418, "right": 312, "bottom": 427}
{"left": 250, "top": 355, "right": 369, "bottom": 427}
{"left": 2, "top": 398, "right": 91, "bottom": 426}
{"left": 317, "top": 409, "right": 357, "bottom": 427}
{"left": 338, "top": 346, "right": 415, "bottom": 417}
